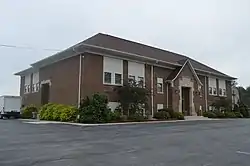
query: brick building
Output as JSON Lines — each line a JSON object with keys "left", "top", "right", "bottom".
{"left": 15, "top": 33, "right": 236, "bottom": 116}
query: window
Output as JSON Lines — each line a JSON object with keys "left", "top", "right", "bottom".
{"left": 157, "top": 78, "right": 163, "bottom": 93}
{"left": 219, "top": 88, "right": 222, "bottom": 96}
{"left": 32, "top": 84, "right": 35, "bottom": 92}
{"left": 209, "top": 87, "right": 213, "bottom": 95}
{"left": 213, "top": 87, "right": 217, "bottom": 95}
{"left": 24, "top": 85, "right": 28, "bottom": 94}
{"left": 36, "top": 83, "right": 40, "bottom": 92}
{"left": 138, "top": 76, "right": 144, "bottom": 87}
{"left": 157, "top": 104, "right": 164, "bottom": 111}
{"left": 104, "top": 72, "right": 112, "bottom": 84}
{"left": 25, "top": 85, "right": 31, "bottom": 94}
{"left": 223, "top": 89, "right": 226, "bottom": 96}
{"left": 115, "top": 73, "right": 122, "bottom": 85}
{"left": 128, "top": 75, "right": 135, "bottom": 84}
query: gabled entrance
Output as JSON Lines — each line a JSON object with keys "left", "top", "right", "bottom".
{"left": 41, "top": 83, "right": 50, "bottom": 105}
{"left": 181, "top": 87, "right": 191, "bottom": 116}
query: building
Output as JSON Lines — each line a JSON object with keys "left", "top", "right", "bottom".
{"left": 15, "top": 33, "right": 236, "bottom": 116}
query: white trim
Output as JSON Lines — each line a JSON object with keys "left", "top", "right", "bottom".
{"left": 82, "top": 43, "right": 181, "bottom": 66}
{"left": 171, "top": 60, "right": 203, "bottom": 86}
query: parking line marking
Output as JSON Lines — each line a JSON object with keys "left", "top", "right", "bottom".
{"left": 236, "top": 151, "right": 250, "bottom": 155}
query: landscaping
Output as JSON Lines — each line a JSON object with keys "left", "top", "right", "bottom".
{"left": 21, "top": 80, "right": 185, "bottom": 123}
{"left": 203, "top": 99, "right": 250, "bottom": 119}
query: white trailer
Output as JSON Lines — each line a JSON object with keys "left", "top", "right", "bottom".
{"left": 0, "top": 96, "right": 21, "bottom": 119}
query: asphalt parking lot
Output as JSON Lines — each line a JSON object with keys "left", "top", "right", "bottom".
{"left": 0, "top": 119, "right": 250, "bottom": 166}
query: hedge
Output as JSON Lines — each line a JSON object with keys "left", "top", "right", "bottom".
{"left": 21, "top": 105, "right": 38, "bottom": 119}
{"left": 39, "top": 103, "right": 78, "bottom": 122}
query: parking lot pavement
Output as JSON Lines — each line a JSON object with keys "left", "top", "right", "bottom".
{"left": 0, "top": 119, "right": 250, "bottom": 166}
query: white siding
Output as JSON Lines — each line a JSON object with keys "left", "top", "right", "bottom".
{"left": 32, "top": 72, "right": 39, "bottom": 84}
{"left": 24, "top": 74, "right": 31, "bottom": 85}
{"left": 103, "top": 57, "right": 123, "bottom": 85}
{"left": 128, "top": 61, "right": 144, "bottom": 82}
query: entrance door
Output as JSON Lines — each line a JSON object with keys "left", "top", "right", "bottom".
{"left": 182, "top": 87, "right": 190, "bottom": 116}
{"left": 41, "top": 83, "right": 50, "bottom": 105}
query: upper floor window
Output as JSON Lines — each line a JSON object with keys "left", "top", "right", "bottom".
{"left": 128, "top": 75, "right": 135, "bottom": 84}
{"left": 128, "top": 61, "right": 144, "bottom": 85}
{"left": 103, "top": 57, "right": 123, "bottom": 85}
{"left": 209, "top": 87, "right": 213, "bottom": 95}
{"left": 137, "top": 76, "right": 144, "bottom": 87}
{"left": 115, "top": 73, "right": 122, "bottom": 85}
{"left": 213, "top": 87, "right": 217, "bottom": 95}
{"left": 219, "top": 79, "right": 226, "bottom": 96}
{"left": 208, "top": 77, "right": 217, "bottom": 96}
{"left": 223, "top": 89, "right": 226, "bottom": 96}
{"left": 104, "top": 72, "right": 112, "bottom": 84}
{"left": 157, "top": 78, "right": 163, "bottom": 93}
{"left": 219, "top": 88, "right": 222, "bottom": 96}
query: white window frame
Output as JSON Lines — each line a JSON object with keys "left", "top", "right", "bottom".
{"left": 213, "top": 87, "right": 217, "bottom": 95}
{"left": 104, "top": 71, "right": 112, "bottom": 84}
{"left": 157, "top": 78, "right": 163, "bottom": 94}
{"left": 209, "top": 87, "right": 213, "bottom": 95}
{"left": 114, "top": 73, "right": 122, "bottom": 85}
{"left": 137, "top": 76, "right": 144, "bottom": 87}
{"left": 128, "top": 75, "right": 136, "bottom": 84}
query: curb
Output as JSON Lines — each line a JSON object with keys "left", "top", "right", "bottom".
{"left": 20, "top": 118, "right": 218, "bottom": 127}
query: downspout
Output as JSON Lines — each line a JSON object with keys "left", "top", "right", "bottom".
{"left": 166, "top": 82, "right": 169, "bottom": 108}
{"left": 205, "top": 76, "right": 208, "bottom": 111}
{"left": 151, "top": 65, "right": 154, "bottom": 117}
{"left": 78, "top": 54, "right": 82, "bottom": 108}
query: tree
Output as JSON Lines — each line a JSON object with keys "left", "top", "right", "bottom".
{"left": 115, "top": 80, "right": 150, "bottom": 117}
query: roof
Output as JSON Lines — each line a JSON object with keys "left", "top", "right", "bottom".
{"left": 15, "top": 33, "right": 236, "bottom": 79}
{"left": 167, "top": 59, "right": 203, "bottom": 85}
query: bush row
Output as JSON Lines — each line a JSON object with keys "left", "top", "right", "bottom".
{"left": 153, "top": 108, "right": 185, "bottom": 120}
{"left": 22, "top": 94, "right": 185, "bottom": 123}
{"left": 203, "top": 111, "right": 244, "bottom": 119}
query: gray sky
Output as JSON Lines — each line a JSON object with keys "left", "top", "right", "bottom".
{"left": 0, "top": 0, "right": 249, "bottom": 95}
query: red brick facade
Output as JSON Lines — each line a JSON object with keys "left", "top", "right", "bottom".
{"left": 19, "top": 53, "right": 233, "bottom": 118}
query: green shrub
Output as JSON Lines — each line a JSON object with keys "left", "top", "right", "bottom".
{"left": 172, "top": 112, "right": 185, "bottom": 120}
{"left": 224, "top": 112, "right": 237, "bottom": 118}
{"left": 79, "top": 94, "right": 113, "bottom": 123}
{"left": 234, "top": 112, "right": 243, "bottom": 118}
{"left": 215, "top": 111, "right": 225, "bottom": 118}
{"left": 127, "top": 114, "right": 146, "bottom": 121}
{"left": 39, "top": 103, "right": 77, "bottom": 122}
{"left": 203, "top": 111, "right": 217, "bottom": 118}
{"left": 154, "top": 111, "right": 170, "bottom": 120}
{"left": 60, "top": 106, "right": 78, "bottom": 122}
{"left": 21, "top": 105, "right": 38, "bottom": 119}
{"left": 110, "top": 109, "right": 124, "bottom": 122}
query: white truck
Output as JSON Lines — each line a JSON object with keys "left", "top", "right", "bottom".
{"left": 0, "top": 96, "right": 21, "bottom": 119}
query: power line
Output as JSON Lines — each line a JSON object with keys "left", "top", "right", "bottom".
{"left": 0, "top": 44, "right": 61, "bottom": 52}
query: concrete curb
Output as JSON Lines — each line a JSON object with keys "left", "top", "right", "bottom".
{"left": 20, "top": 118, "right": 218, "bottom": 127}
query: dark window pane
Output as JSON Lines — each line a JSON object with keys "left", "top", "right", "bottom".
{"left": 115, "top": 73, "right": 122, "bottom": 84}
{"left": 104, "top": 72, "right": 111, "bottom": 83}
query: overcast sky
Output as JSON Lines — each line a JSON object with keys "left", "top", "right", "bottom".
{"left": 0, "top": 0, "right": 249, "bottom": 95}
